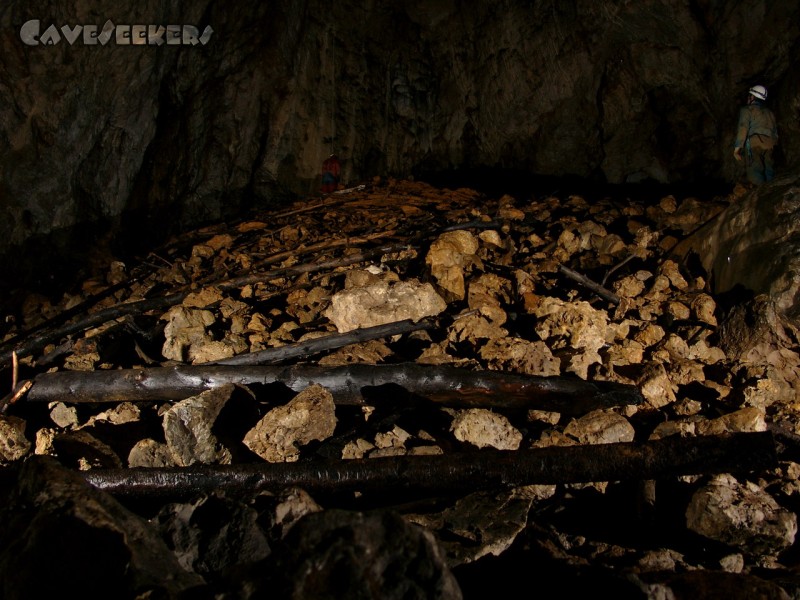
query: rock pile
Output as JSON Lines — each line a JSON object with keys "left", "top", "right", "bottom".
{"left": 1, "top": 178, "right": 800, "bottom": 598}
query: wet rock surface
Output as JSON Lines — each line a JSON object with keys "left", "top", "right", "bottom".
{"left": 2, "top": 179, "right": 800, "bottom": 597}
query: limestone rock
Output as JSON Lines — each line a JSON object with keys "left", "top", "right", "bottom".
{"left": 0, "top": 416, "right": 31, "bottom": 463}
{"left": 162, "top": 384, "right": 235, "bottom": 467}
{"left": 532, "top": 297, "right": 610, "bottom": 379}
{"left": 324, "top": 278, "right": 446, "bottom": 333}
{"left": 563, "top": 409, "right": 635, "bottom": 445}
{"left": 426, "top": 230, "right": 481, "bottom": 301}
{"left": 160, "top": 305, "right": 217, "bottom": 362}
{"left": 686, "top": 474, "right": 797, "bottom": 558}
{"left": 450, "top": 408, "right": 522, "bottom": 451}
{"left": 243, "top": 384, "right": 337, "bottom": 463}
{"left": 128, "top": 438, "right": 175, "bottom": 468}
{"left": 479, "top": 337, "right": 561, "bottom": 376}
{"left": 0, "top": 457, "right": 203, "bottom": 598}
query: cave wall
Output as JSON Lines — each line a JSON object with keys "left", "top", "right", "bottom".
{"left": 1, "top": 0, "right": 800, "bottom": 269}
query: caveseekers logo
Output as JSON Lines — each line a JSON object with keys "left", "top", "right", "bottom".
{"left": 20, "top": 19, "right": 213, "bottom": 46}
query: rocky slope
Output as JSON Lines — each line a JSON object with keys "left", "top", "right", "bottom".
{"left": 1, "top": 178, "right": 800, "bottom": 598}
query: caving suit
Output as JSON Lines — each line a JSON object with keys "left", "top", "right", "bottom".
{"left": 321, "top": 155, "right": 341, "bottom": 193}
{"left": 734, "top": 101, "right": 778, "bottom": 185}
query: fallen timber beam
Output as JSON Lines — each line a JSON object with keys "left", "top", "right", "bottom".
{"left": 26, "top": 363, "right": 643, "bottom": 415}
{"left": 207, "top": 318, "right": 439, "bottom": 366}
{"left": 558, "top": 264, "right": 621, "bottom": 305}
{"left": 82, "top": 432, "right": 777, "bottom": 501}
{"left": 0, "top": 243, "right": 410, "bottom": 369}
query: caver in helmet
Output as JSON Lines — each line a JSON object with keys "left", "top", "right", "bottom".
{"left": 749, "top": 85, "right": 768, "bottom": 101}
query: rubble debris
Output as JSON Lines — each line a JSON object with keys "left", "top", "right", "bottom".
{"left": 3, "top": 178, "right": 800, "bottom": 595}
{"left": 0, "top": 415, "right": 30, "bottom": 463}
{"left": 450, "top": 408, "right": 523, "bottom": 450}
{"left": 243, "top": 383, "right": 337, "bottom": 463}
{"left": 686, "top": 473, "right": 797, "bottom": 559}
{"left": 0, "top": 457, "right": 203, "bottom": 598}
{"left": 163, "top": 384, "right": 236, "bottom": 466}
{"left": 324, "top": 278, "right": 447, "bottom": 333}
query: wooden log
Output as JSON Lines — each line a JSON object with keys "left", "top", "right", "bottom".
{"left": 217, "top": 243, "right": 409, "bottom": 290}
{"left": 81, "top": 432, "right": 777, "bottom": 501}
{"left": 0, "top": 244, "right": 410, "bottom": 369}
{"left": 26, "top": 363, "right": 643, "bottom": 415}
{"left": 207, "top": 318, "right": 438, "bottom": 366}
{"left": 558, "top": 264, "right": 621, "bottom": 305}
{"left": 0, "top": 291, "right": 186, "bottom": 368}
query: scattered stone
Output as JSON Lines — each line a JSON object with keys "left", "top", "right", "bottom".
{"left": 49, "top": 402, "right": 79, "bottom": 428}
{"left": 262, "top": 509, "right": 463, "bottom": 600}
{"left": 162, "top": 384, "right": 235, "bottom": 466}
{"left": 243, "top": 384, "right": 337, "bottom": 463}
{"left": 686, "top": 473, "right": 797, "bottom": 558}
{"left": 426, "top": 230, "right": 481, "bottom": 301}
{"left": 128, "top": 438, "right": 175, "bottom": 468}
{"left": 563, "top": 409, "right": 636, "bottom": 445}
{"left": 0, "top": 416, "right": 31, "bottom": 463}
{"left": 324, "top": 278, "right": 447, "bottom": 332}
{"left": 450, "top": 408, "right": 522, "bottom": 450}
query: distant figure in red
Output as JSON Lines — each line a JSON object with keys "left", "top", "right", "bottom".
{"left": 321, "top": 153, "right": 340, "bottom": 193}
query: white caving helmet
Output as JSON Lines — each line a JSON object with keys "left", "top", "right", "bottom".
{"left": 749, "top": 85, "right": 768, "bottom": 101}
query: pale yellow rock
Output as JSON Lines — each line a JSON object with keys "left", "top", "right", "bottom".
{"left": 660, "top": 260, "right": 688, "bottom": 290}
{"left": 639, "top": 363, "right": 677, "bottom": 409}
{"left": 634, "top": 323, "right": 666, "bottom": 347}
{"left": 479, "top": 337, "right": 561, "bottom": 377}
{"left": 563, "top": 409, "right": 635, "bottom": 445}
{"left": 448, "top": 314, "right": 508, "bottom": 343}
{"left": 478, "top": 229, "right": 504, "bottom": 248}
{"left": 161, "top": 305, "right": 216, "bottom": 362}
{"left": 606, "top": 339, "right": 644, "bottom": 366}
{"left": 324, "top": 279, "right": 447, "bottom": 333}
{"left": 188, "top": 340, "right": 235, "bottom": 364}
{"left": 663, "top": 334, "right": 691, "bottom": 360}
{"left": 0, "top": 416, "right": 31, "bottom": 462}
{"left": 341, "top": 438, "right": 375, "bottom": 460}
{"left": 183, "top": 286, "right": 224, "bottom": 308}
{"left": 425, "top": 230, "right": 481, "bottom": 301}
{"left": 527, "top": 410, "right": 561, "bottom": 425}
{"left": 374, "top": 426, "right": 411, "bottom": 449}
{"left": 691, "top": 294, "right": 718, "bottom": 326}
{"left": 450, "top": 408, "right": 522, "bottom": 451}
{"left": 532, "top": 297, "right": 609, "bottom": 378}
{"left": 696, "top": 407, "right": 767, "bottom": 436}
{"left": 613, "top": 275, "right": 645, "bottom": 298}
{"left": 243, "top": 384, "right": 337, "bottom": 463}
{"left": 667, "top": 359, "right": 706, "bottom": 386}
{"left": 666, "top": 301, "right": 691, "bottom": 321}
{"left": 649, "top": 419, "right": 697, "bottom": 439}
{"left": 688, "top": 340, "right": 726, "bottom": 364}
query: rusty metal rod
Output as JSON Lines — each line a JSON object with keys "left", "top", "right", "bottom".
{"left": 27, "top": 363, "right": 643, "bottom": 415}
{"left": 83, "top": 432, "right": 776, "bottom": 500}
